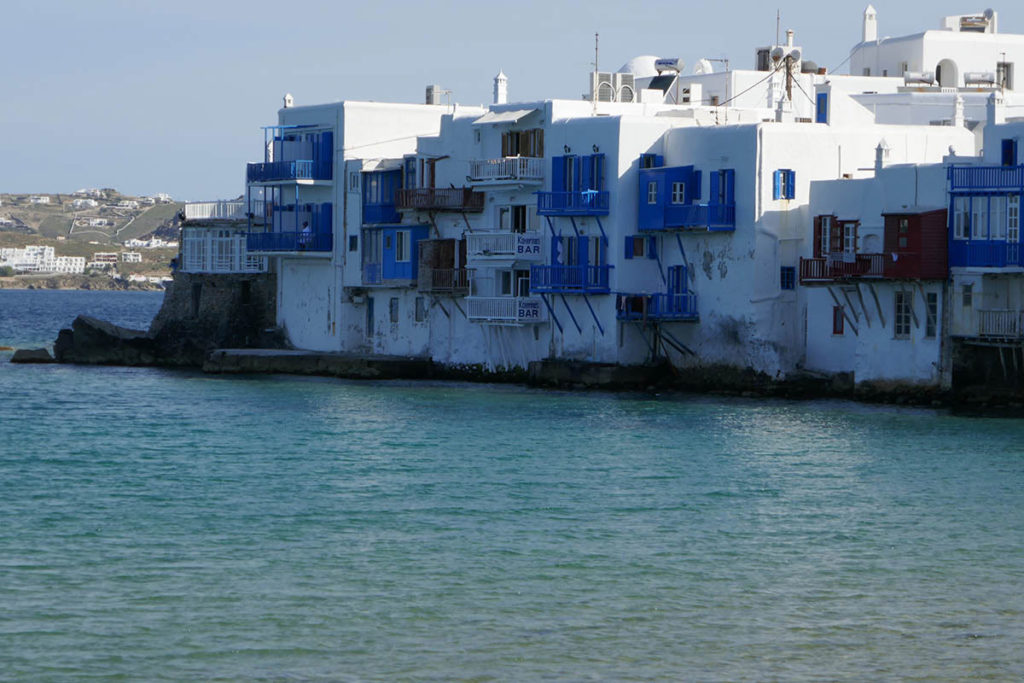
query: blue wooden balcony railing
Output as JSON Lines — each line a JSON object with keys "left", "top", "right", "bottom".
{"left": 246, "top": 231, "right": 332, "bottom": 252}
{"left": 616, "top": 292, "right": 698, "bottom": 321}
{"left": 949, "top": 241, "right": 1023, "bottom": 268}
{"left": 530, "top": 264, "right": 612, "bottom": 294}
{"left": 247, "top": 159, "right": 333, "bottom": 183}
{"left": 536, "top": 191, "right": 610, "bottom": 216}
{"left": 948, "top": 165, "right": 1024, "bottom": 191}
{"left": 660, "top": 203, "right": 736, "bottom": 231}
{"left": 362, "top": 263, "right": 383, "bottom": 285}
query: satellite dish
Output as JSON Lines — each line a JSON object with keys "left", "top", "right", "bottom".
{"left": 984, "top": 8, "right": 995, "bottom": 20}
{"left": 694, "top": 58, "right": 714, "bottom": 75}
{"left": 789, "top": 48, "right": 802, "bottom": 62}
{"left": 770, "top": 47, "right": 785, "bottom": 62}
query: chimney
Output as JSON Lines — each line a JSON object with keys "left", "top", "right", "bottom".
{"left": 863, "top": 5, "right": 878, "bottom": 43}
{"left": 493, "top": 70, "right": 508, "bottom": 105}
{"left": 875, "top": 139, "right": 890, "bottom": 173}
{"left": 953, "top": 93, "right": 965, "bottom": 128}
{"left": 283, "top": 93, "right": 294, "bottom": 108}
{"left": 988, "top": 90, "right": 1006, "bottom": 126}
{"left": 786, "top": 29, "right": 794, "bottom": 48}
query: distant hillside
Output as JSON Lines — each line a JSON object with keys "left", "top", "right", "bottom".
{"left": 0, "top": 191, "right": 183, "bottom": 247}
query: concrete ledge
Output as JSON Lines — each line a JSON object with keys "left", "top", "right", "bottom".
{"left": 203, "top": 349, "right": 434, "bottom": 379}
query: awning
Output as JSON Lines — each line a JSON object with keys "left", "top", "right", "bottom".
{"left": 472, "top": 109, "right": 538, "bottom": 125}
{"left": 360, "top": 158, "right": 404, "bottom": 172}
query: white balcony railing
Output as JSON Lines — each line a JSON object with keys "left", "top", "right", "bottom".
{"left": 184, "top": 201, "right": 247, "bottom": 221}
{"left": 468, "top": 157, "right": 544, "bottom": 182}
{"left": 466, "top": 231, "right": 543, "bottom": 260}
{"left": 466, "top": 296, "right": 546, "bottom": 324}
{"left": 978, "top": 309, "right": 1024, "bottom": 338}
{"left": 182, "top": 228, "right": 266, "bottom": 274}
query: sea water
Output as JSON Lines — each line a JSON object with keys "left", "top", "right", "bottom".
{"left": 1, "top": 290, "right": 1023, "bottom": 681}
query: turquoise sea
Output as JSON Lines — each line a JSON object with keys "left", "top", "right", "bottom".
{"left": 1, "top": 289, "right": 1023, "bottom": 681}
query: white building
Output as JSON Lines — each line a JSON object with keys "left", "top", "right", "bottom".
{"left": 217, "top": 8, "right": 1024, "bottom": 391}
{"left": 0, "top": 246, "right": 86, "bottom": 274}
{"left": 121, "top": 251, "right": 142, "bottom": 263}
{"left": 72, "top": 198, "right": 99, "bottom": 209}
{"left": 28, "top": 195, "right": 51, "bottom": 205}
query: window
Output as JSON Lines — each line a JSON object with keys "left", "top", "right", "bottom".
{"left": 962, "top": 283, "right": 973, "bottom": 307}
{"left": 925, "top": 292, "right": 938, "bottom": 338}
{"left": 348, "top": 171, "right": 360, "bottom": 192}
{"left": 833, "top": 306, "right": 845, "bottom": 335}
{"left": 514, "top": 269, "right": 531, "bottom": 297}
{"left": 898, "top": 218, "right": 909, "bottom": 248}
{"left": 863, "top": 67, "right": 871, "bottom": 77}
{"left": 972, "top": 196, "right": 989, "bottom": 239}
{"left": 954, "top": 196, "right": 970, "bottom": 239}
{"left": 1010, "top": 195, "right": 1020, "bottom": 242}
{"left": 900, "top": 61, "right": 909, "bottom": 75}
{"left": 415, "top": 296, "right": 427, "bottom": 322}
{"left": 640, "top": 153, "right": 661, "bottom": 169}
{"left": 632, "top": 236, "right": 645, "bottom": 258}
{"left": 389, "top": 297, "right": 399, "bottom": 323}
{"left": 992, "top": 195, "right": 1007, "bottom": 239}
{"left": 647, "top": 181, "right": 658, "bottom": 204}
{"left": 780, "top": 266, "right": 796, "bottom": 290}
{"left": 671, "top": 182, "right": 686, "bottom": 204}
{"left": 820, "top": 215, "right": 833, "bottom": 256}
{"left": 396, "top": 230, "right": 410, "bottom": 262}
{"left": 624, "top": 235, "right": 656, "bottom": 260}
{"left": 501, "top": 129, "right": 544, "bottom": 157}
{"left": 842, "top": 222, "right": 857, "bottom": 254}
{"left": 349, "top": 235, "right": 358, "bottom": 252}
{"left": 773, "top": 169, "right": 795, "bottom": 200}
{"left": 512, "top": 205, "right": 528, "bottom": 233}
{"left": 1002, "top": 138, "right": 1018, "bottom": 167}
{"left": 499, "top": 270, "right": 514, "bottom": 296}
{"left": 894, "top": 291, "right": 911, "bottom": 339}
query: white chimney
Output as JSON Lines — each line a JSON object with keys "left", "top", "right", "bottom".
{"left": 786, "top": 29, "right": 794, "bottom": 48}
{"left": 863, "top": 5, "right": 878, "bottom": 43}
{"left": 494, "top": 70, "right": 508, "bottom": 105}
{"left": 283, "top": 93, "right": 294, "bottom": 108}
{"left": 953, "top": 93, "right": 965, "bottom": 128}
{"left": 988, "top": 90, "right": 1006, "bottom": 126}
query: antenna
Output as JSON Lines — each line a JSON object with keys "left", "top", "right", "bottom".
{"left": 776, "top": 9, "right": 780, "bottom": 47}
{"left": 593, "top": 32, "right": 600, "bottom": 113}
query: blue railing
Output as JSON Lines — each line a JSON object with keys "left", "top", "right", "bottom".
{"left": 949, "top": 240, "right": 1022, "bottom": 267}
{"left": 536, "top": 191, "right": 610, "bottom": 216}
{"left": 362, "top": 263, "right": 382, "bottom": 285}
{"left": 247, "top": 159, "right": 332, "bottom": 183}
{"left": 530, "top": 264, "right": 612, "bottom": 293}
{"left": 662, "top": 203, "right": 736, "bottom": 231}
{"left": 363, "top": 203, "right": 400, "bottom": 225}
{"left": 948, "top": 165, "right": 1024, "bottom": 191}
{"left": 617, "top": 292, "right": 699, "bottom": 321}
{"left": 246, "top": 231, "right": 332, "bottom": 252}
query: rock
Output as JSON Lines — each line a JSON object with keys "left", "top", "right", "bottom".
{"left": 53, "top": 315, "right": 156, "bottom": 365}
{"left": 10, "top": 348, "right": 55, "bottom": 363}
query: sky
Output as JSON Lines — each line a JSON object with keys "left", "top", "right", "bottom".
{"left": 3, "top": 0, "right": 1021, "bottom": 200}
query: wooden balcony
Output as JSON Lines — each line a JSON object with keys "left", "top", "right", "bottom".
{"left": 799, "top": 253, "right": 886, "bottom": 283}
{"left": 978, "top": 310, "right": 1024, "bottom": 338}
{"left": 420, "top": 268, "right": 469, "bottom": 295}
{"left": 466, "top": 296, "right": 546, "bottom": 324}
{"left": 396, "top": 188, "right": 484, "bottom": 212}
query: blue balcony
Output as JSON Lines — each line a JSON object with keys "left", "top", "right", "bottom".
{"left": 948, "top": 165, "right": 1024, "bottom": 191}
{"left": 247, "top": 231, "right": 332, "bottom": 253}
{"left": 362, "top": 263, "right": 383, "bottom": 285}
{"left": 247, "top": 160, "right": 332, "bottom": 183}
{"left": 536, "top": 191, "right": 610, "bottom": 216}
{"left": 949, "top": 241, "right": 1023, "bottom": 268}
{"left": 530, "top": 264, "right": 611, "bottom": 294}
{"left": 617, "top": 292, "right": 698, "bottom": 321}
{"left": 660, "top": 203, "right": 736, "bottom": 231}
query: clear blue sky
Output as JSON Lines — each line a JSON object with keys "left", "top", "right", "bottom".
{"left": 2, "top": 1, "right": 1019, "bottom": 200}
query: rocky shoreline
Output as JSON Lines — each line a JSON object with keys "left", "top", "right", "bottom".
{"left": 9, "top": 270, "right": 1020, "bottom": 412}
{"left": 0, "top": 274, "right": 164, "bottom": 291}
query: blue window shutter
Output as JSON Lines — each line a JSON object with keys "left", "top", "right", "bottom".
{"left": 786, "top": 170, "right": 795, "bottom": 199}
{"left": 550, "top": 235, "right": 562, "bottom": 265}
{"left": 320, "top": 202, "right": 332, "bottom": 233}
{"left": 709, "top": 171, "right": 720, "bottom": 205}
{"left": 725, "top": 169, "right": 735, "bottom": 203}
{"left": 815, "top": 93, "right": 828, "bottom": 123}
{"left": 690, "top": 170, "right": 702, "bottom": 203}
{"left": 593, "top": 154, "right": 606, "bottom": 190}
{"left": 624, "top": 236, "right": 633, "bottom": 259}
{"left": 551, "top": 156, "right": 565, "bottom": 192}
{"left": 648, "top": 236, "right": 657, "bottom": 259}
{"left": 581, "top": 155, "right": 593, "bottom": 191}
{"left": 1002, "top": 139, "right": 1017, "bottom": 167}
{"left": 574, "top": 156, "right": 584, "bottom": 191}
{"left": 773, "top": 170, "right": 781, "bottom": 199}
{"left": 655, "top": 154, "right": 664, "bottom": 167}
{"left": 577, "top": 236, "right": 589, "bottom": 266}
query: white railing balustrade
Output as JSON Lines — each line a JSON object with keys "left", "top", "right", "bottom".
{"left": 181, "top": 228, "right": 266, "bottom": 274}
{"left": 468, "top": 157, "right": 544, "bottom": 182}
{"left": 466, "top": 296, "right": 546, "bottom": 324}
{"left": 978, "top": 309, "right": 1024, "bottom": 338}
{"left": 466, "top": 231, "right": 543, "bottom": 260}
{"left": 183, "top": 200, "right": 266, "bottom": 222}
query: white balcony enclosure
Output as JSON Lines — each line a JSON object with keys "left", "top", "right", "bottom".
{"left": 466, "top": 231, "right": 543, "bottom": 261}
{"left": 467, "top": 157, "right": 544, "bottom": 184}
{"left": 182, "top": 227, "right": 266, "bottom": 274}
{"left": 466, "top": 296, "right": 547, "bottom": 324}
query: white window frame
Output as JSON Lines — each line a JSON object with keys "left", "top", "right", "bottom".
{"left": 991, "top": 195, "right": 1008, "bottom": 239}
{"left": 972, "top": 196, "right": 988, "bottom": 240}
{"left": 925, "top": 291, "right": 938, "bottom": 338}
{"left": 954, "top": 197, "right": 970, "bottom": 240}
{"left": 647, "top": 181, "right": 658, "bottom": 205}
{"left": 395, "top": 230, "right": 410, "bottom": 262}
{"left": 821, "top": 216, "right": 832, "bottom": 255}
{"left": 894, "top": 291, "right": 912, "bottom": 339}
{"left": 671, "top": 182, "right": 686, "bottom": 205}
{"left": 1009, "top": 194, "right": 1020, "bottom": 243}
{"left": 842, "top": 222, "right": 857, "bottom": 254}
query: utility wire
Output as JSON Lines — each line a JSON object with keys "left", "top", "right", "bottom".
{"left": 715, "top": 61, "right": 785, "bottom": 107}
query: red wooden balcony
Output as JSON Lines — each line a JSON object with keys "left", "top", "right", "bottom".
{"left": 397, "top": 188, "right": 484, "bottom": 212}
{"left": 799, "top": 253, "right": 885, "bottom": 283}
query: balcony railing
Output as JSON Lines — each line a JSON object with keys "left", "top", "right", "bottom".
{"left": 799, "top": 253, "right": 886, "bottom": 283}
{"left": 246, "top": 231, "right": 332, "bottom": 253}
{"left": 949, "top": 241, "right": 1023, "bottom": 268}
{"left": 662, "top": 203, "right": 736, "bottom": 231}
{"left": 421, "top": 267, "right": 469, "bottom": 294}
{"left": 468, "top": 157, "right": 544, "bottom": 182}
{"left": 617, "top": 292, "right": 699, "bottom": 321}
{"left": 536, "top": 191, "right": 610, "bottom": 216}
{"left": 466, "top": 231, "right": 543, "bottom": 260}
{"left": 396, "top": 188, "right": 485, "bottom": 212}
{"left": 246, "top": 160, "right": 332, "bottom": 183}
{"left": 184, "top": 201, "right": 248, "bottom": 222}
{"left": 530, "top": 264, "right": 612, "bottom": 294}
{"left": 466, "top": 296, "right": 547, "bottom": 324}
{"left": 362, "top": 263, "right": 382, "bottom": 285}
{"left": 979, "top": 309, "right": 1024, "bottom": 338}
{"left": 949, "top": 165, "right": 1024, "bottom": 191}
{"left": 182, "top": 229, "right": 266, "bottom": 273}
